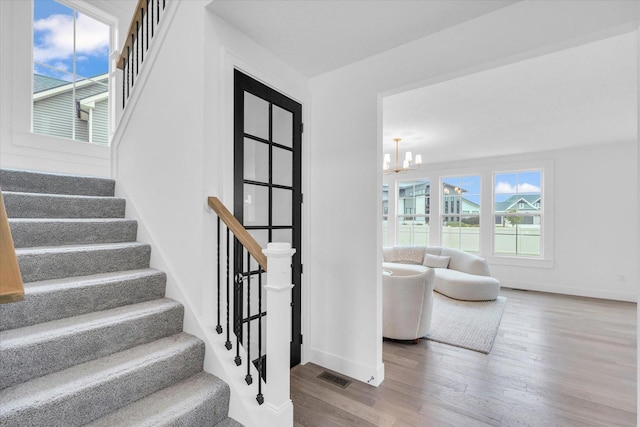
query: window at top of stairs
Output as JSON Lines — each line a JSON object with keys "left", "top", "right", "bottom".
{"left": 32, "top": 0, "right": 112, "bottom": 145}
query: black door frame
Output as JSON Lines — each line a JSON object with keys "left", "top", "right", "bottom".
{"left": 233, "top": 69, "right": 303, "bottom": 367}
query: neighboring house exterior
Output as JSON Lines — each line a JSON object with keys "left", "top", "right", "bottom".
{"left": 33, "top": 73, "right": 109, "bottom": 145}
{"left": 494, "top": 194, "right": 541, "bottom": 225}
{"left": 392, "top": 181, "right": 479, "bottom": 218}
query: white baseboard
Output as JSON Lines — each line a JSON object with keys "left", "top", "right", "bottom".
{"left": 501, "top": 280, "right": 637, "bottom": 303}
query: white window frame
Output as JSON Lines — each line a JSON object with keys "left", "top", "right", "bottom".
{"left": 30, "top": 0, "right": 117, "bottom": 145}
{"left": 487, "top": 161, "right": 553, "bottom": 268}
{"left": 383, "top": 159, "right": 554, "bottom": 269}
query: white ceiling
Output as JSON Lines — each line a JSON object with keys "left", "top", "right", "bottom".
{"left": 207, "top": 0, "right": 518, "bottom": 77}
{"left": 207, "top": 1, "right": 636, "bottom": 163}
{"left": 382, "top": 31, "right": 637, "bottom": 164}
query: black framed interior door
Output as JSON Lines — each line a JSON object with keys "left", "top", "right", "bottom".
{"left": 234, "top": 70, "right": 303, "bottom": 367}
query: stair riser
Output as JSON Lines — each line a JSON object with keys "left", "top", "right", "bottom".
{"left": 0, "top": 271, "right": 167, "bottom": 331}
{"left": 9, "top": 220, "right": 138, "bottom": 248}
{"left": 0, "top": 169, "right": 115, "bottom": 197}
{"left": 162, "top": 393, "right": 231, "bottom": 426}
{"left": 0, "top": 303, "right": 185, "bottom": 390}
{"left": 86, "top": 372, "right": 232, "bottom": 427}
{"left": 0, "top": 338, "right": 205, "bottom": 427}
{"left": 4, "top": 192, "right": 126, "bottom": 219}
{"left": 0, "top": 168, "right": 234, "bottom": 426}
{"left": 17, "top": 245, "right": 151, "bottom": 282}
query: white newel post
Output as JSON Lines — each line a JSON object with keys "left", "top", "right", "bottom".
{"left": 262, "top": 242, "right": 296, "bottom": 427}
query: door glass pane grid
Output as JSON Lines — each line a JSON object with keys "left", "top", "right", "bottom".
{"left": 272, "top": 228, "right": 292, "bottom": 246}
{"left": 244, "top": 92, "right": 269, "bottom": 139}
{"left": 239, "top": 275, "right": 268, "bottom": 349}
{"left": 272, "top": 104, "right": 293, "bottom": 148}
{"left": 272, "top": 146, "right": 293, "bottom": 187}
{"left": 243, "top": 138, "right": 269, "bottom": 183}
{"left": 242, "top": 91, "right": 294, "bottom": 241}
{"left": 243, "top": 184, "right": 269, "bottom": 227}
{"left": 236, "top": 70, "right": 302, "bottom": 366}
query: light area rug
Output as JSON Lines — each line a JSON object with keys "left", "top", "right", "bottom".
{"left": 425, "top": 292, "right": 507, "bottom": 354}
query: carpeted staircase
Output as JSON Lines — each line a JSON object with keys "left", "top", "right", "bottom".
{"left": 0, "top": 168, "right": 242, "bottom": 427}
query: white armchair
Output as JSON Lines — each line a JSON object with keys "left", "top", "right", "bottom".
{"left": 382, "top": 263, "right": 435, "bottom": 343}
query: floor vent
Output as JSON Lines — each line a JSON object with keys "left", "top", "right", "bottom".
{"left": 317, "top": 371, "right": 351, "bottom": 388}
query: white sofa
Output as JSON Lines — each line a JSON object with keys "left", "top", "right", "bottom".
{"left": 382, "top": 246, "right": 500, "bottom": 301}
{"left": 382, "top": 263, "right": 435, "bottom": 342}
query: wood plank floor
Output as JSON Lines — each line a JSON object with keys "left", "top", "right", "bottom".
{"left": 291, "top": 288, "right": 637, "bottom": 426}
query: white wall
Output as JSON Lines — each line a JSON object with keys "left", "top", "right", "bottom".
{"left": 386, "top": 142, "right": 637, "bottom": 302}
{"left": 111, "top": 1, "right": 309, "bottom": 423}
{"left": 495, "top": 143, "right": 637, "bottom": 301}
{"left": 636, "top": 18, "right": 639, "bottom": 427}
{"left": 307, "top": 0, "right": 638, "bottom": 386}
{"left": 0, "top": 0, "right": 134, "bottom": 177}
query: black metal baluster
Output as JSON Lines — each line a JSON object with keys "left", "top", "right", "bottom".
{"left": 256, "top": 266, "right": 264, "bottom": 404}
{"left": 157, "top": 0, "right": 160, "bottom": 24}
{"left": 225, "top": 227, "right": 232, "bottom": 350}
{"left": 151, "top": 0, "right": 155, "bottom": 36}
{"left": 122, "top": 60, "right": 126, "bottom": 108}
{"left": 126, "top": 46, "right": 130, "bottom": 98}
{"left": 140, "top": 6, "right": 144, "bottom": 63}
{"left": 245, "top": 251, "right": 252, "bottom": 385}
{"left": 135, "top": 20, "right": 139, "bottom": 75}
{"left": 163, "top": 0, "right": 166, "bottom": 9}
{"left": 130, "top": 35, "right": 135, "bottom": 86}
{"left": 146, "top": 0, "right": 149, "bottom": 55}
{"left": 216, "top": 218, "right": 222, "bottom": 334}
{"left": 234, "top": 269, "right": 242, "bottom": 366}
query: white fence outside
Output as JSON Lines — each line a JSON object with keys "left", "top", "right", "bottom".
{"left": 383, "top": 220, "right": 541, "bottom": 256}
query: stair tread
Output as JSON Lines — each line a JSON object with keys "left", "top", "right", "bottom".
{"left": 15, "top": 241, "right": 150, "bottom": 255}
{"left": 0, "top": 298, "right": 180, "bottom": 346}
{"left": 0, "top": 169, "right": 233, "bottom": 425}
{"left": 87, "top": 372, "right": 231, "bottom": 427}
{"left": 217, "top": 418, "right": 245, "bottom": 427}
{"left": 9, "top": 218, "right": 136, "bottom": 223}
{"left": 0, "top": 269, "right": 167, "bottom": 332}
{"left": 3, "top": 190, "right": 121, "bottom": 199}
{"left": 0, "top": 332, "right": 201, "bottom": 409}
{"left": 9, "top": 218, "right": 138, "bottom": 248}
{"left": 16, "top": 242, "right": 151, "bottom": 284}
{"left": 0, "top": 168, "right": 115, "bottom": 197}
{"left": 3, "top": 191, "right": 126, "bottom": 219}
{"left": 21, "top": 268, "right": 165, "bottom": 293}
{"left": 0, "top": 298, "right": 184, "bottom": 390}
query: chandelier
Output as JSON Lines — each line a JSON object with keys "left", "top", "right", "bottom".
{"left": 383, "top": 138, "right": 422, "bottom": 174}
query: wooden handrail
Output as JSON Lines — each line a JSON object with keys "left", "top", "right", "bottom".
{"left": 208, "top": 197, "right": 267, "bottom": 271}
{"left": 0, "top": 191, "right": 24, "bottom": 304}
{"left": 117, "top": 0, "right": 150, "bottom": 70}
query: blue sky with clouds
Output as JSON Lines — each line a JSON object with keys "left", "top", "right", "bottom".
{"left": 443, "top": 171, "right": 541, "bottom": 205}
{"left": 494, "top": 171, "right": 541, "bottom": 202}
{"left": 33, "top": 0, "right": 109, "bottom": 81}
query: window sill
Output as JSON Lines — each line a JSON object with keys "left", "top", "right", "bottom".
{"left": 12, "top": 130, "right": 110, "bottom": 159}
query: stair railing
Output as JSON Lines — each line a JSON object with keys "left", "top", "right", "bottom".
{"left": 116, "top": 0, "right": 168, "bottom": 109}
{"left": 0, "top": 191, "right": 24, "bottom": 304}
{"left": 208, "top": 197, "right": 294, "bottom": 426}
